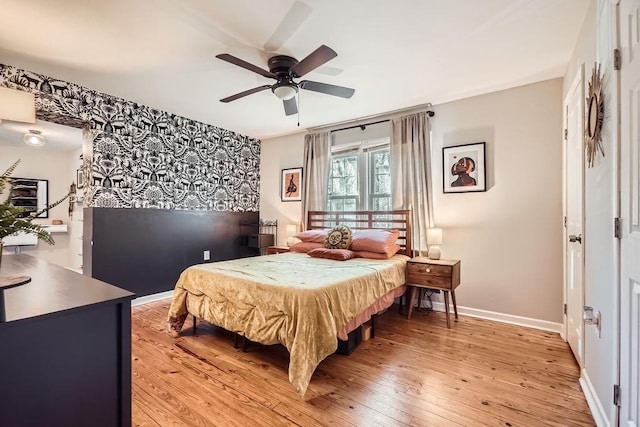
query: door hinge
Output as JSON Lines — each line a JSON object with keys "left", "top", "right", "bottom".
{"left": 564, "top": 216, "right": 567, "bottom": 228}
{"left": 613, "top": 384, "right": 621, "bottom": 407}
{"left": 563, "top": 303, "right": 567, "bottom": 315}
{"left": 564, "top": 128, "right": 568, "bottom": 140}
{"left": 614, "top": 217, "right": 621, "bottom": 239}
{"left": 614, "top": 48, "right": 621, "bottom": 71}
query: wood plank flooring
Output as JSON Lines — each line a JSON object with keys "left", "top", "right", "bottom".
{"left": 132, "top": 301, "right": 594, "bottom": 426}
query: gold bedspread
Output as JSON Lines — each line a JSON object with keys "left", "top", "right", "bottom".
{"left": 166, "top": 252, "right": 408, "bottom": 396}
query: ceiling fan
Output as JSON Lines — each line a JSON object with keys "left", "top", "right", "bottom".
{"left": 216, "top": 45, "right": 355, "bottom": 116}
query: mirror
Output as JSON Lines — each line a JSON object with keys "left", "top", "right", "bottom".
{"left": 9, "top": 177, "right": 49, "bottom": 218}
{"left": 585, "top": 63, "right": 604, "bottom": 167}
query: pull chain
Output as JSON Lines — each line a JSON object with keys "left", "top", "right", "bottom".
{"left": 297, "top": 90, "right": 300, "bottom": 127}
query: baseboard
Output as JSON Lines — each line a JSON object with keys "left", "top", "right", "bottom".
{"left": 430, "top": 301, "right": 563, "bottom": 333}
{"left": 579, "top": 369, "right": 610, "bottom": 427}
{"left": 131, "top": 290, "right": 174, "bottom": 307}
{"left": 134, "top": 291, "right": 562, "bottom": 332}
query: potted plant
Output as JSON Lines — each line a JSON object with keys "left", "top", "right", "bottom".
{"left": 0, "top": 160, "right": 69, "bottom": 269}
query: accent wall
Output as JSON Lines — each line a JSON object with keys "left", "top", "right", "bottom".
{"left": 0, "top": 63, "right": 262, "bottom": 297}
{"left": 0, "top": 64, "right": 260, "bottom": 211}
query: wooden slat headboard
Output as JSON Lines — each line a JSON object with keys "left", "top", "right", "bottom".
{"left": 307, "top": 210, "right": 412, "bottom": 256}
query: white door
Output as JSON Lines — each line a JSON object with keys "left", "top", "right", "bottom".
{"left": 619, "top": 0, "right": 640, "bottom": 424}
{"left": 564, "top": 67, "right": 585, "bottom": 367}
{"left": 581, "top": 1, "right": 620, "bottom": 425}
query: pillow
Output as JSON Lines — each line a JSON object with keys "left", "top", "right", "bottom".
{"left": 289, "top": 242, "right": 324, "bottom": 253}
{"left": 353, "top": 245, "right": 402, "bottom": 259}
{"left": 308, "top": 248, "right": 355, "bottom": 261}
{"left": 324, "top": 225, "right": 353, "bottom": 249}
{"left": 351, "top": 229, "right": 400, "bottom": 254}
{"left": 294, "top": 229, "right": 328, "bottom": 243}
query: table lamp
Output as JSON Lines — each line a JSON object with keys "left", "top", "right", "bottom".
{"left": 285, "top": 223, "right": 299, "bottom": 246}
{"left": 426, "top": 228, "right": 443, "bottom": 260}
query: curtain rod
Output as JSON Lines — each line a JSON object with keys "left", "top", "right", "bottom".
{"left": 307, "top": 102, "right": 435, "bottom": 133}
{"left": 329, "top": 110, "right": 435, "bottom": 133}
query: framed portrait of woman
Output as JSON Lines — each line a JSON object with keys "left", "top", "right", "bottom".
{"left": 281, "top": 167, "right": 302, "bottom": 201}
{"left": 443, "top": 142, "right": 486, "bottom": 193}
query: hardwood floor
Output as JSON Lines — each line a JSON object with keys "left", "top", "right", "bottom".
{"left": 132, "top": 301, "right": 594, "bottom": 426}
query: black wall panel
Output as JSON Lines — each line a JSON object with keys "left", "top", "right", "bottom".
{"left": 86, "top": 208, "right": 259, "bottom": 296}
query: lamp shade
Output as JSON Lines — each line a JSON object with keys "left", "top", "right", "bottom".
{"left": 426, "top": 228, "right": 443, "bottom": 245}
{"left": 272, "top": 84, "right": 297, "bottom": 100}
{"left": 0, "top": 87, "right": 35, "bottom": 123}
{"left": 285, "top": 224, "right": 298, "bottom": 236}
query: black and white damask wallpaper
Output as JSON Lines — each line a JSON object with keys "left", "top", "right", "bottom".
{"left": 0, "top": 64, "right": 260, "bottom": 212}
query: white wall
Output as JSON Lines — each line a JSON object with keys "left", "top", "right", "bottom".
{"left": 260, "top": 132, "right": 305, "bottom": 245}
{"left": 260, "top": 78, "right": 564, "bottom": 325}
{"left": 430, "top": 78, "right": 563, "bottom": 324}
{"left": 0, "top": 145, "right": 80, "bottom": 270}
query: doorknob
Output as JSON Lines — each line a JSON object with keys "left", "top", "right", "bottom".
{"left": 569, "top": 234, "right": 582, "bottom": 244}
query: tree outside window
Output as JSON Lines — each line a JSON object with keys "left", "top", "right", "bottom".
{"left": 327, "top": 140, "right": 390, "bottom": 212}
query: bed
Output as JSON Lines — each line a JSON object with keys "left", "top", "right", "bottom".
{"left": 166, "top": 210, "right": 412, "bottom": 396}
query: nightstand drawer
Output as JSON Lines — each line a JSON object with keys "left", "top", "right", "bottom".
{"left": 407, "top": 262, "right": 452, "bottom": 278}
{"left": 406, "top": 271, "right": 452, "bottom": 289}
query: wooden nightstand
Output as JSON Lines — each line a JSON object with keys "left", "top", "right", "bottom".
{"left": 405, "top": 257, "right": 461, "bottom": 328}
{"left": 266, "top": 245, "right": 290, "bottom": 255}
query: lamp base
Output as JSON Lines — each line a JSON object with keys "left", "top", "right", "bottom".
{"left": 427, "top": 246, "right": 441, "bottom": 260}
{"left": 286, "top": 236, "right": 300, "bottom": 247}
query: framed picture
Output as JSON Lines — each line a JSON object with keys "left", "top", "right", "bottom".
{"left": 443, "top": 142, "right": 486, "bottom": 193}
{"left": 76, "top": 168, "right": 84, "bottom": 189}
{"left": 281, "top": 167, "right": 302, "bottom": 202}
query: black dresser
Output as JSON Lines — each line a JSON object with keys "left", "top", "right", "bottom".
{"left": 0, "top": 254, "right": 135, "bottom": 427}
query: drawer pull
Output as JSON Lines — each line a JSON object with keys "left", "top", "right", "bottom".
{"left": 425, "top": 268, "right": 431, "bottom": 273}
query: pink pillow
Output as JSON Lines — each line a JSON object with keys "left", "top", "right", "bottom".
{"left": 290, "top": 242, "right": 324, "bottom": 253}
{"left": 353, "top": 245, "right": 401, "bottom": 259}
{"left": 308, "top": 248, "right": 355, "bottom": 261}
{"left": 294, "top": 229, "right": 328, "bottom": 243}
{"left": 351, "top": 229, "right": 400, "bottom": 254}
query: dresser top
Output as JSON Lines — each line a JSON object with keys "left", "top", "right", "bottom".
{"left": 0, "top": 254, "right": 134, "bottom": 323}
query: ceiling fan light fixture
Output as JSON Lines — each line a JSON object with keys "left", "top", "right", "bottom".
{"left": 272, "top": 83, "right": 298, "bottom": 100}
{"left": 23, "top": 129, "right": 45, "bottom": 147}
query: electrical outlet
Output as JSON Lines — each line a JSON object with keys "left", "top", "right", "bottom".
{"left": 203, "top": 250, "right": 210, "bottom": 261}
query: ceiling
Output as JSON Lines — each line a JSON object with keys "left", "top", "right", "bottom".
{"left": 0, "top": 0, "right": 589, "bottom": 140}
{"left": 0, "top": 119, "right": 83, "bottom": 152}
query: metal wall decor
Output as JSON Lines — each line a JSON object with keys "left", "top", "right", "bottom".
{"left": 585, "top": 63, "right": 605, "bottom": 167}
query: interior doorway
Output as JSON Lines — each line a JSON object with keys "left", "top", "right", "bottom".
{"left": 0, "top": 119, "right": 84, "bottom": 272}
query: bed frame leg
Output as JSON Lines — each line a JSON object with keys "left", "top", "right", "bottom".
{"left": 371, "top": 315, "right": 376, "bottom": 339}
{"left": 233, "top": 334, "right": 248, "bottom": 352}
{"left": 192, "top": 315, "right": 197, "bottom": 335}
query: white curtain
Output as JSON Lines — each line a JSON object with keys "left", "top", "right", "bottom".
{"left": 301, "top": 131, "right": 331, "bottom": 229}
{"left": 390, "top": 111, "right": 433, "bottom": 255}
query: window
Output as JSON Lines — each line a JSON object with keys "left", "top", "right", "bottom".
{"left": 327, "top": 137, "right": 391, "bottom": 211}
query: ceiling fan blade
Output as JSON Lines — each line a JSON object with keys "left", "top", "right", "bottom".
{"left": 299, "top": 80, "right": 355, "bottom": 98}
{"left": 264, "top": 1, "right": 312, "bottom": 52}
{"left": 283, "top": 97, "right": 298, "bottom": 116}
{"left": 220, "top": 85, "right": 272, "bottom": 103}
{"left": 216, "top": 54, "right": 276, "bottom": 78}
{"left": 290, "top": 45, "right": 337, "bottom": 78}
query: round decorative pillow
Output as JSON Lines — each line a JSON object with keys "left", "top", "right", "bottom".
{"left": 324, "top": 225, "right": 353, "bottom": 249}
